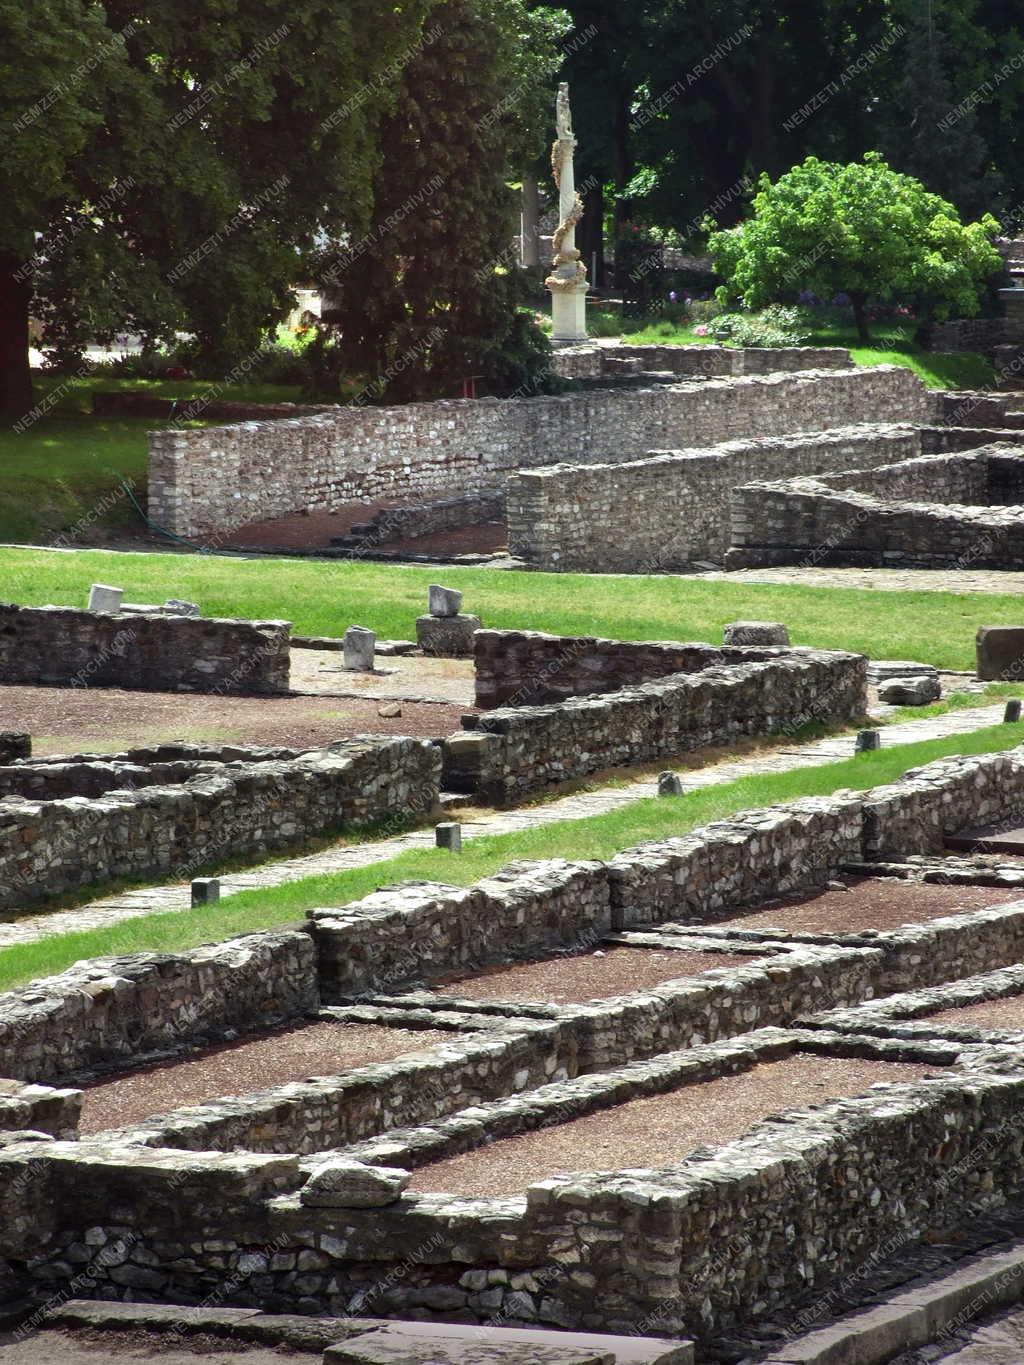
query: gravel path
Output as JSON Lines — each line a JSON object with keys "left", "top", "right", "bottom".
{"left": 710, "top": 876, "right": 1024, "bottom": 936}
{"left": 406, "top": 1054, "right": 948, "bottom": 1196}
{"left": 79, "top": 1022, "right": 455, "bottom": 1134}
{"left": 0, "top": 702, "right": 1007, "bottom": 951}
{"left": 924, "top": 996, "right": 1024, "bottom": 1032}
{"left": 433, "top": 946, "right": 765, "bottom": 1005}
{"left": 697, "top": 565, "right": 1024, "bottom": 594}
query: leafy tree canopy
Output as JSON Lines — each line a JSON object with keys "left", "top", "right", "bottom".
{"left": 708, "top": 152, "right": 1001, "bottom": 340}
{"left": 0, "top": 0, "right": 438, "bottom": 414}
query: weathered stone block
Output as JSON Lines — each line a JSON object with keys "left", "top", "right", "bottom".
{"left": 878, "top": 676, "right": 941, "bottom": 706}
{"left": 722, "top": 621, "right": 791, "bottom": 647}
{"left": 300, "top": 1160, "right": 409, "bottom": 1208}
{"left": 343, "top": 626, "right": 377, "bottom": 672}
{"left": 0, "top": 733, "right": 29, "bottom": 763}
{"left": 429, "top": 584, "right": 463, "bottom": 618}
{"left": 978, "top": 626, "right": 1024, "bottom": 682}
{"left": 87, "top": 583, "right": 124, "bottom": 614}
{"left": 417, "top": 614, "right": 481, "bottom": 657}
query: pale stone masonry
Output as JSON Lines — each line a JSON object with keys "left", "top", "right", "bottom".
{"left": 149, "top": 366, "right": 932, "bottom": 538}
{"left": 506, "top": 420, "right": 927, "bottom": 572}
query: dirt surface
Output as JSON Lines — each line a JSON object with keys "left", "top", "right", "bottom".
{"left": 923, "top": 995, "right": 1024, "bottom": 1032}
{"left": 376, "top": 521, "right": 507, "bottom": 557}
{"left": 79, "top": 1022, "right": 456, "bottom": 1133}
{"left": 710, "top": 876, "right": 1024, "bottom": 936}
{"left": 291, "top": 650, "right": 475, "bottom": 706}
{"left": 407, "top": 1054, "right": 948, "bottom": 1197}
{"left": 218, "top": 505, "right": 507, "bottom": 558}
{"left": 217, "top": 503, "right": 401, "bottom": 551}
{"left": 433, "top": 946, "right": 766, "bottom": 1005}
{"left": 0, "top": 1329, "right": 317, "bottom": 1362}
{"left": 1, "top": 683, "right": 467, "bottom": 754}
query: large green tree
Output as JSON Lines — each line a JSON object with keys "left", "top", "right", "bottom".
{"left": 319, "top": 0, "right": 567, "bottom": 402}
{"left": 0, "top": 0, "right": 435, "bottom": 416}
{"left": 709, "top": 153, "right": 1001, "bottom": 341}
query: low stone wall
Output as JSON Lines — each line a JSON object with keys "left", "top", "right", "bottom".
{"left": 472, "top": 629, "right": 784, "bottom": 708}
{"left": 312, "top": 860, "right": 610, "bottom": 1000}
{"left": 607, "top": 793, "right": 866, "bottom": 929}
{"left": 934, "top": 391, "right": 1024, "bottom": 428}
{"left": 0, "top": 736, "right": 441, "bottom": 909}
{"left": 444, "top": 649, "right": 867, "bottom": 804}
{"left": 727, "top": 452, "right": 1024, "bottom": 570}
{"left": 9, "top": 1050, "right": 1024, "bottom": 1342}
{"left": 0, "top": 604, "right": 291, "bottom": 695}
{"left": 507, "top": 421, "right": 925, "bottom": 571}
{"left": 550, "top": 344, "right": 852, "bottom": 381}
{"left": 861, "top": 748, "right": 1024, "bottom": 859}
{"left": 0, "top": 931, "right": 316, "bottom": 1084}
{"left": 149, "top": 367, "right": 931, "bottom": 538}
{"left": 925, "top": 317, "right": 1021, "bottom": 354}
{"left": 0, "top": 1080, "right": 81, "bottom": 1138}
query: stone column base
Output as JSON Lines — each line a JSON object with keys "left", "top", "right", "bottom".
{"left": 416, "top": 614, "right": 482, "bottom": 658}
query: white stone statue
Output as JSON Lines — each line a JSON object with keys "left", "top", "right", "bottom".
{"left": 546, "top": 82, "right": 589, "bottom": 344}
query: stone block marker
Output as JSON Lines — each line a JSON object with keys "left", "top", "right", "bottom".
{"left": 343, "top": 625, "right": 376, "bottom": 672}
{"left": 417, "top": 613, "right": 482, "bottom": 657}
{"left": 429, "top": 583, "right": 463, "bottom": 617}
{"left": 0, "top": 732, "right": 30, "bottom": 763}
{"left": 658, "top": 771, "right": 684, "bottom": 797}
{"left": 87, "top": 583, "right": 123, "bottom": 614}
{"left": 191, "top": 877, "right": 220, "bottom": 907}
{"left": 977, "top": 625, "right": 1024, "bottom": 681}
{"left": 300, "top": 1159, "right": 409, "bottom": 1208}
{"left": 1007, "top": 700, "right": 1023, "bottom": 722}
{"left": 436, "top": 821, "right": 462, "bottom": 851}
{"left": 723, "top": 620, "right": 791, "bottom": 647}
{"left": 856, "top": 728, "right": 882, "bottom": 752}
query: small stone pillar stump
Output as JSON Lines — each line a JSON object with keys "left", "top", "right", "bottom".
{"left": 417, "top": 583, "right": 481, "bottom": 658}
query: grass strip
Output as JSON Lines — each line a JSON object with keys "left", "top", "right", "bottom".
{"left": 2, "top": 721, "right": 1020, "bottom": 993}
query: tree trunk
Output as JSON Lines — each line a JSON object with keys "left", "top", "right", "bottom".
{"left": 520, "top": 175, "right": 541, "bottom": 269}
{"left": 850, "top": 290, "right": 871, "bottom": 343}
{"left": 0, "top": 254, "right": 34, "bottom": 420}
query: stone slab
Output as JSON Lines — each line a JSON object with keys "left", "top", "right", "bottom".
{"left": 324, "top": 1322, "right": 693, "bottom": 1365}
{"left": 866, "top": 660, "right": 940, "bottom": 684}
{"left": 945, "top": 822, "right": 1024, "bottom": 855}
{"left": 759, "top": 1241, "right": 1024, "bottom": 1364}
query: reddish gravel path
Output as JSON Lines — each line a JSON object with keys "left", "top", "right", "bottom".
{"left": 434, "top": 946, "right": 766, "bottom": 1005}
{"left": 79, "top": 1022, "right": 456, "bottom": 1133}
{"left": 713, "top": 877, "right": 1024, "bottom": 936}
{"left": 924, "top": 995, "right": 1024, "bottom": 1032}
{"left": 408, "top": 1054, "right": 948, "bottom": 1196}
{"left": 1, "top": 683, "right": 466, "bottom": 753}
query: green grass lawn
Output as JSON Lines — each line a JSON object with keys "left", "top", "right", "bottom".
{"left": 589, "top": 310, "right": 994, "bottom": 391}
{"left": 0, "top": 545, "right": 1018, "bottom": 671}
{"left": 3, "top": 720, "right": 1020, "bottom": 993}
{"left": 0, "top": 374, "right": 306, "bottom": 544}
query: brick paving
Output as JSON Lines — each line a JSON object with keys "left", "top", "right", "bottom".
{"left": 0, "top": 701, "right": 1007, "bottom": 952}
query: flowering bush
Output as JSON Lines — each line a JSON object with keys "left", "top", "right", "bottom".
{"left": 712, "top": 304, "right": 810, "bottom": 347}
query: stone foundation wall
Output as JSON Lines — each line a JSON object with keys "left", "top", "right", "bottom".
{"left": 472, "top": 629, "right": 784, "bottom": 708}
{"left": 8, "top": 1059, "right": 1024, "bottom": 1342}
{"left": 0, "top": 1081, "right": 81, "bottom": 1138}
{"left": 445, "top": 649, "right": 867, "bottom": 804}
{"left": 0, "top": 604, "right": 291, "bottom": 695}
{"left": 0, "top": 931, "right": 317, "bottom": 1084}
{"left": 312, "top": 860, "right": 610, "bottom": 1000}
{"left": 550, "top": 344, "right": 852, "bottom": 380}
{"left": 727, "top": 458, "right": 1024, "bottom": 570}
{"left": 506, "top": 420, "right": 926, "bottom": 571}
{"left": 332, "top": 491, "right": 505, "bottom": 549}
{"left": 149, "top": 367, "right": 930, "bottom": 538}
{"left": 0, "top": 737, "right": 441, "bottom": 910}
